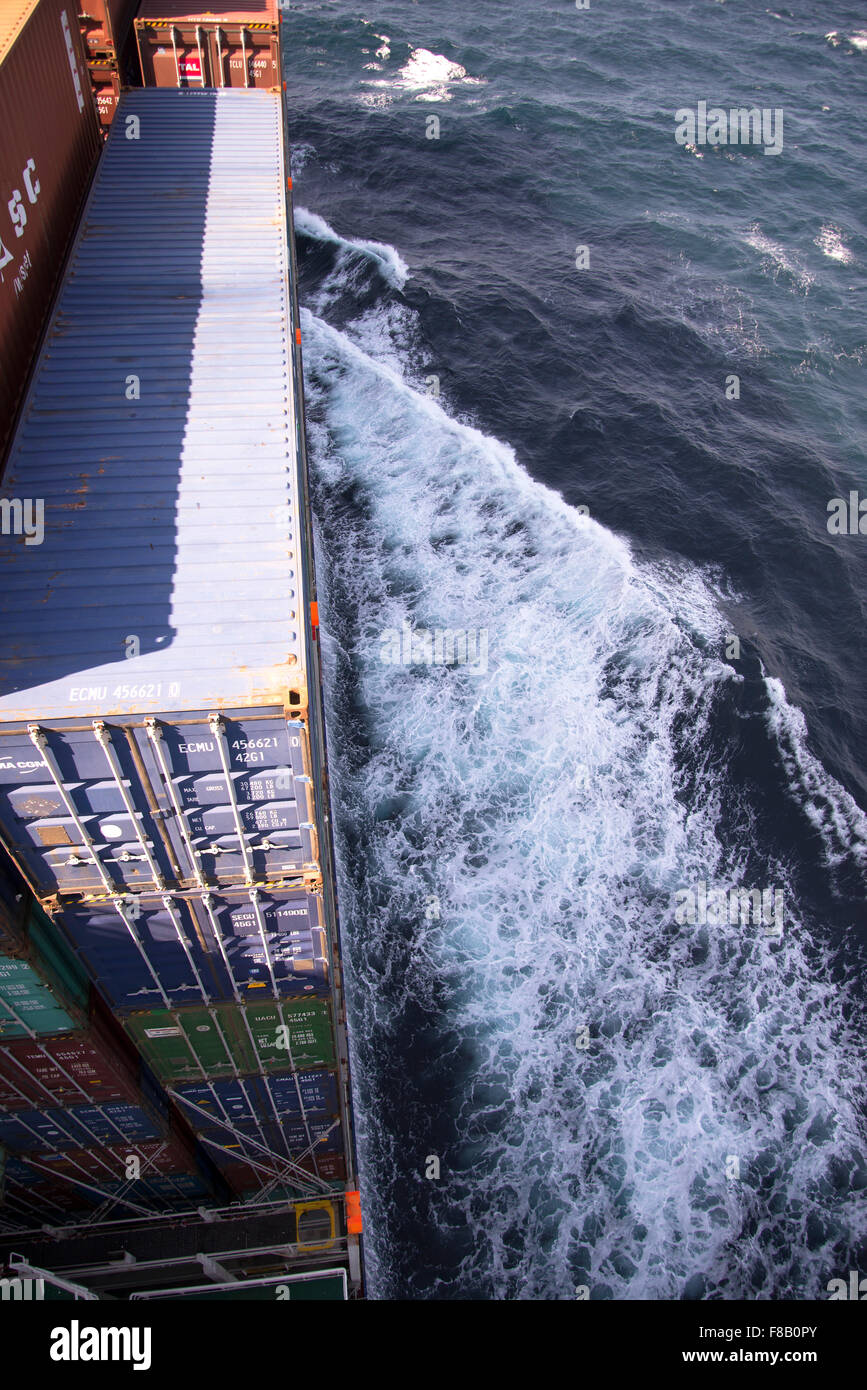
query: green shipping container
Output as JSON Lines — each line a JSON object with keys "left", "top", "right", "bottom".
{"left": 0, "top": 955, "right": 83, "bottom": 1038}
{"left": 0, "top": 890, "right": 89, "bottom": 1040}
{"left": 25, "top": 902, "right": 91, "bottom": 1011}
{"left": 124, "top": 1000, "right": 335, "bottom": 1081}
{"left": 132, "top": 1270, "right": 347, "bottom": 1301}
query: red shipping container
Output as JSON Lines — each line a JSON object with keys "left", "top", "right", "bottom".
{"left": 219, "top": 1151, "right": 346, "bottom": 1196}
{"left": 34, "top": 1135, "right": 200, "bottom": 1182}
{"left": 0, "top": 1029, "right": 140, "bottom": 1109}
{"left": 134, "top": 2, "right": 280, "bottom": 91}
{"left": 0, "top": 0, "right": 100, "bottom": 464}
{"left": 75, "top": 0, "right": 139, "bottom": 58}
{"left": 87, "top": 59, "right": 122, "bottom": 127}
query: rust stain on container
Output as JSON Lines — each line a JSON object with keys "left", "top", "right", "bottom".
{"left": 134, "top": 0, "right": 280, "bottom": 91}
{"left": 0, "top": 0, "right": 100, "bottom": 467}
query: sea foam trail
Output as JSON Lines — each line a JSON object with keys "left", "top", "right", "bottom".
{"left": 298, "top": 223, "right": 867, "bottom": 1300}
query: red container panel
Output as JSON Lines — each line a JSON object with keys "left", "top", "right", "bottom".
{"left": 0, "top": 1029, "right": 140, "bottom": 1109}
{"left": 75, "top": 0, "right": 139, "bottom": 58}
{"left": 219, "top": 1151, "right": 346, "bottom": 1195}
{"left": 87, "top": 60, "right": 122, "bottom": 127}
{"left": 0, "top": 0, "right": 100, "bottom": 463}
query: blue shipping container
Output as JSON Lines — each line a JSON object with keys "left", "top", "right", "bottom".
{"left": 58, "top": 887, "right": 328, "bottom": 1012}
{"left": 0, "top": 87, "right": 322, "bottom": 897}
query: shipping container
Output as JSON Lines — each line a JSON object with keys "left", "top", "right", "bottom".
{"left": 0, "top": 1100, "right": 167, "bottom": 1153}
{"left": 218, "top": 1151, "right": 346, "bottom": 1194}
{"left": 0, "top": 717, "right": 317, "bottom": 897}
{"left": 0, "top": 1028, "right": 140, "bottom": 1108}
{"left": 188, "top": 1114, "right": 340, "bottom": 1163}
{"left": 135, "top": 2, "right": 280, "bottom": 91}
{"left": 75, "top": 0, "right": 139, "bottom": 58}
{"left": 87, "top": 58, "right": 121, "bottom": 126}
{"left": 0, "top": 0, "right": 100, "bottom": 464}
{"left": 0, "top": 897, "right": 91, "bottom": 1039}
{"left": 55, "top": 887, "right": 328, "bottom": 1012}
{"left": 173, "top": 1070, "right": 338, "bottom": 1130}
{"left": 0, "top": 88, "right": 311, "bottom": 728}
{"left": 124, "top": 998, "right": 336, "bottom": 1079}
{"left": 0, "top": 956, "right": 82, "bottom": 1038}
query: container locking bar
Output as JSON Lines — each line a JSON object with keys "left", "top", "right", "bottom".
{"left": 208, "top": 713, "right": 254, "bottom": 885}
{"left": 93, "top": 721, "right": 165, "bottom": 890}
{"left": 112, "top": 897, "right": 173, "bottom": 1010}
{"left": 171, "top": 24, "right": 180, "bottom": 87}
{"left": 214, "top": 26, "right": 224, "bottom": 87}
{"left": 248, "top": 888, "right": 280, "bottom": 999}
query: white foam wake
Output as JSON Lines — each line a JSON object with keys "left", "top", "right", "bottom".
{"left": 300, "top": 225, "right": 867, "bottom": 1301}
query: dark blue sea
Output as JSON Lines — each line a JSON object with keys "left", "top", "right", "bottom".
{"left": 282, "top": 0, "right": 867, "bottom": 1299}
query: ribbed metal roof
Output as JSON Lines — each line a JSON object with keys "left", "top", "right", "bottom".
{"left": 0, "top": 88, "right": 306, "bottom": 722}
{"left": 136, "top": 2, "right": 279, "bottom": 22}
{"left": 0, "top": 0, "right": 40, "bottom": 64}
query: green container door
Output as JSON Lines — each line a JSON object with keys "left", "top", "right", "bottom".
{"left": 124, "top": 1008, "right": 239, "bottom": 1080}
{"left": 124, "top": 1000, "right": 335, "bottom": 1081}
{"left": 245, "top": 1000, "right": 336, "bottom": 1072}
{"left": 0, "top": 956, "right": 82, "bottom": 1038}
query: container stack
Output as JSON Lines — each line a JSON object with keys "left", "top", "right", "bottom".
{"left": 0, "top": 0, "right": 101, "bottom": 465}
{"left": 74, "top": 0, "right": 141, "bottom": 128}
{"left": 0, "top": 858, "right": 223, "bottom": 1228}
{"left": 0, "top": 86, "right": 354, "bottom": 1228}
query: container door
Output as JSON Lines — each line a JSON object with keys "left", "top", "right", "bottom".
{"left": 133, "top": 714, "right": 315, "bottom": 890}
{"left": 209, "top": 26, "right": 279, "bottom": 91}
{"left": 0, "top": 725, "right": 177, "bottom": 896}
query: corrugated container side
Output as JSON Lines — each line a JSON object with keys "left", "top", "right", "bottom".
{"left": 0, "top": 0, "right": 100, "bottom": 463}
{"left": 218, "top": 1152, "right": 346, "bottom": 1195}
{"left": 0, "top": 90, "right": 307, "bottom": 726}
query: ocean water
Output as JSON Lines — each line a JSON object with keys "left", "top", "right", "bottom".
{"left": 282, "top": 0, "right": 867, "bottom": 1299}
